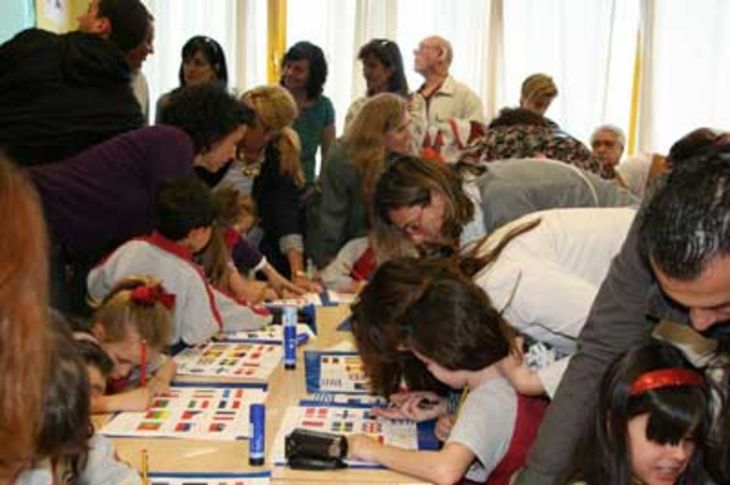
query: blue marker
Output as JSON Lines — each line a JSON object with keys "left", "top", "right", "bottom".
{"left": 283, "top": 305, "right": 297, "bottom": 369}
{"left": 249, "top": 403, "right": 265, "bottom": 466}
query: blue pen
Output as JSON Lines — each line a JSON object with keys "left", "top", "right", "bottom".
{"left": 249, "top": 403, "right": 265, "bottom": 466}
{"left": 283, "top": 306, "right": 297, "bottom": 369}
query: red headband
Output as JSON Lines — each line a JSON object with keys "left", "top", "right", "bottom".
{"left": 630, "top": 367, "right": 704, "bottom": 396}
{"left": 130, "top": 283, "right": 175, "bottom": 310}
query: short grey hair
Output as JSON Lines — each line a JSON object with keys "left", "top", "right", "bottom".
{"left": 431, "top": 36, "right": 453, "bottom": 66}
{"left": 591, "top": 124, "right": 626, "bottom": 148}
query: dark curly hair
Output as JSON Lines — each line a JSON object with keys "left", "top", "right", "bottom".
{"left": 158, "top": 84, "right": 254, "bottom": 154}
{"left": 178, "top": 35, "right": 229, "bottom": 87}
{"left": 280, "top": 41, "right": 328, "bottom": 99}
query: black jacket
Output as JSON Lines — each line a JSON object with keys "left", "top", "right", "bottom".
{"left": 0, "top": 29, "right": 144, "bottom": 165}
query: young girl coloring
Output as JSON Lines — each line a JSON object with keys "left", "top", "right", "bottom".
{"left": 348, "top": 258, "right": 547, "bottom": 485}
{"left": 83, "top": 276, "right": 177, "bottom": 412}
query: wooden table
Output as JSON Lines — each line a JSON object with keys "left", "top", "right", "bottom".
{"left": 99, "top": 304, "right": 428, "bottom": 484}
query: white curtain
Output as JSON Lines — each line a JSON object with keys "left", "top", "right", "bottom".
{"left": 287, "top": 0, "right": 358, "bottom": 132}
{"left": 638, "top": 0, "right": 730, "bottom": 153}
{"left": 396, "top": 0, "right": 491, "bottom": 114}
{"left": 350, "top": 0, "right": 398, "bottom": 104}
{"left": 501, "top": 0, "right": 638, "bottom": 145}
{"left": 143, "top": 0, "right": 730, "bottom": 154}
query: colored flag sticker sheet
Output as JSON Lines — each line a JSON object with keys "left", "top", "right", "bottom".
{"left": 304, "top": 351, "right": 370, "bottom": 394}
{"left": 273, "top": 405, "right": 419, "bottom": 467}
{"left": 225, "top": 323, "right": 315, "bottom": 343}
{"left": 174, "top": 342, "right": 282, "bottom": 380}
{"left": 99, "top": 386, "right": 267, "bottom": 441}
{"left": 148, "top": 471, "right": 270, "bottom": 485}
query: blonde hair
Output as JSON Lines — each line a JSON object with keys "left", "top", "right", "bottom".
{"left": 93, "top": 276, "right": 173, "bottom": 350}
{"left": 0, "top": 155, "right": 50, "bottom": 480}
{"left": 521, "top": 73, "right": 558, "bottom": 107}
{"left": 346, "top": 93, "right": 408, "bottom": 202}
{"left": 242, "top": 85, "right": 305, "bottom": 187}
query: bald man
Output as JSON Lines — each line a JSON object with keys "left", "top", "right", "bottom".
{"left": 412, "top": 35, "right": 485, "bottom": 125}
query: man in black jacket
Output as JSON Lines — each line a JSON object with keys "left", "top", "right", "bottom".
{"left": 516, "top": 136, "right": 730, "bottom": 484}
{"left": 0, "top": 0, "right": 151, "bottom": 166}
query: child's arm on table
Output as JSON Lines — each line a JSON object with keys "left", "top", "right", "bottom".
{"left": 91, "top": 386, "right": 154, "bottom": 413}
{"left": 348, "top": 435, "right": 474, "bottom": 485}
{"left": 147, "top": 356, "right": 177, "bottom": 396}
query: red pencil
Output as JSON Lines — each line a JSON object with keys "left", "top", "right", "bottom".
{"left": 140, "top": 339, "right": 148, "bottom": 386}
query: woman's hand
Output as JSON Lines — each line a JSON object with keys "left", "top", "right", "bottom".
{"left": 292, "top": 274, "right": 323, "bottom": 293}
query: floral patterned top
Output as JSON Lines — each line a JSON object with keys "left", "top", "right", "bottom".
{"left": 460, "top": 121, "right": 613, "bottom": 179}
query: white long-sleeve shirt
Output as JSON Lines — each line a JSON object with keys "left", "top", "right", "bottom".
{"left": 471, "top": 207, "right": 636, "bottom": 396}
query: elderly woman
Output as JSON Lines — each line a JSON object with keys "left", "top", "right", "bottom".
{"left": 307, "top": 92, "right": 412, "bottom": 268}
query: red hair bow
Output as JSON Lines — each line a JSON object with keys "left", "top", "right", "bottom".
{"left": 130, "top": 283, "right": 176, "bottom": 310}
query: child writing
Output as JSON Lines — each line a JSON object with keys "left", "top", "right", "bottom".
{"left": 87, "top": 176, "right": 272, "bottom": 346}
{"left": 81, "top": 275, "right": 177, "bottom": 413}
{"left": 348, "top": 258, "right": 547, "bottom": 485}
{"left": 16, "top": 326, "right": 141, "bottom": 485}
{"left": 198, "top": 186, "right": 278, "bottom": 303}
{"left": 581, "top": 341, "right": 716, "bottom": 485}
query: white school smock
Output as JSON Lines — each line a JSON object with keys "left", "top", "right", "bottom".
{"left": 88, "top": 238, "right": 271, "bottom": 345}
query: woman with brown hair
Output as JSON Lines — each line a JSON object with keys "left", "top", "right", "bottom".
{"left": 372, "top": 155, "right": 636, "bottom": 252}
{"left": 307, "top": 92, "right": 412, "bottom": 268}
{"left": 0, "top": 156, "right": 51, "bottom": 481}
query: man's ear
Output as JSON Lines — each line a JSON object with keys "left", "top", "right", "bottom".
{"left": 94, "top": 16, "right": 112, "bottom": 37}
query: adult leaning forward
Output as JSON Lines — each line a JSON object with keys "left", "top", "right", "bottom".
{"left": 516, "top": 136, "right": 730, "bottom": 485}
{"left": 26, "top": 84, "right": 272, "bottom": 312}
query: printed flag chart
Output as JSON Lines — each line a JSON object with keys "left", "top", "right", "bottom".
{"left": 99, "top": 385, "right": 267, "bottom": 441}
{"left": 305, "top": 351, "right": 369, "bottom": 394}
{"left": 175, "top": 342, "right": 282, "bottom": 380}
{"left": 273, "top": 405, "right": 421, "bottom": 467}
{"left": 148, "top": 471, "right": 270, "bottom": 485}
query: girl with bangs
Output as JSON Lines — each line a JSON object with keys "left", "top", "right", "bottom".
{"left": 348, "top": 258, "right": 548, "bottom": 485}
{"left": 582, "top": 342, "right": 715, "bottom": 485}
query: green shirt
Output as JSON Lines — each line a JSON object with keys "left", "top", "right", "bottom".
{"left": 292, "top": 95, "right": 335, "bottom": 183}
